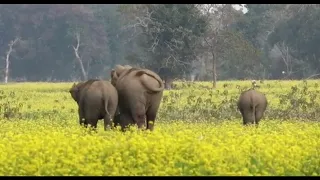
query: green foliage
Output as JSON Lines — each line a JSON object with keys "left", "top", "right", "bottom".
{"left": 0, "top": 4, "right": 129, "bottom": 81}
{"left": 216, "top": 30, "right": 263, "bottom": 79}
{"left": 233, "top": 4, "right": 284, "bottom": 48}
{"left": 268, "top": 6, "right": 320, "bottom": 69}
{"left": 0, "top": 4, "right": 319, "bottom": 82}
{"left": 119, "top": 4, "right": 207, "bottom": 75}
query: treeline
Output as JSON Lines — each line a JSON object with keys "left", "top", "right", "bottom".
{"left": 1, "top": 4, "right": 320, "bottom": 84}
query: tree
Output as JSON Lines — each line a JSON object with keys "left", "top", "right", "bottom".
{"left": 4, "top": 37, "right": 20, "bottom": 83}
{"left": 231, "top": 4, "right": 315, "bottom": 79}
{"left": 0, "top": 4, "right": 118, "bottom": 81}
{"left": 268, "top": 5, "right": 320, "bottom": 79}
{"left": 215, "top": 30, "right": 262, "bottom": 80}
{"left": 66, "top": 4, "right": 110, "bottom": 81}
{"left": 119, "top": 4, "right": 207, "bottom": 89}
{"left": 71, "top": 32, "right": 87, "bottom": 80}
{"left": 199, "top": 4, "right": 244, "bottom": 87}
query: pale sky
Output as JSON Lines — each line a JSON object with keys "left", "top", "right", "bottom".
{"left": 232, "top": 4, "right": 248, "bottom": 14}
{"left": 199, "top": 4, "right": 248, "bottom": 15}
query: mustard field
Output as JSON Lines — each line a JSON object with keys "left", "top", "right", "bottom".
{"left": 0, "top": 80, "right": 319, "bottom": 176}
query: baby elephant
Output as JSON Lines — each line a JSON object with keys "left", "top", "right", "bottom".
{"left": 69, "top": 79, "right": 118, "bottom": 131}
{"left": 237, "top": 89, "right": 268, "bottom": 126}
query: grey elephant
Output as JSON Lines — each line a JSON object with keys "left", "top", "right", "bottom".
{"left": 110, "top": 65, "right": 164, "bottom": 131}
{"left": 69, "top": 79, "right": 118, "bottom": 130}
{"left": 237, "top": 89, "right": 268, "bottom": 126}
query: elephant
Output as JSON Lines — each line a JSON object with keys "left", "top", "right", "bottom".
{"left": 69, "top": 79, "right": 118, "bottom": 131}
{"left": 113, "top": 113, "right": 123, "bottom": 129}
{"left": 110, "top": 65, "right": 165, "bottom": 131}
{"left": 237, "top": 89, "right": 268, "bottom": 126}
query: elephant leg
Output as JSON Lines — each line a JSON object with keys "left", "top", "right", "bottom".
{"left": 105, "top": 104, "right": 117, "bottom": 130}
{"left": 83, "top": 119, "right": 89, "bottom": 128}
{"left": 255, "top": 108, "right": 264, "bottom": 128}
{"left": 87, "top": 118, "right": 98, "bottom": 131}
{"left": 120, "top": 113, "right": 134, "bottom": 132}
{"left": 146, "top": 103, "right": 161, "bottom": 131}
{"left": 113, "top": 107, "right": 121, "bottom": 128}
{"left": 103, "top": 110, "right": 112, "bottom": 131}
{"left": 241, "top": 115, "right": 249, "bottom": 126}
{"left": 78, "top": 107, "right": 85, "bottom": 126}
{"left": 113, "top": 113, "right": 121, "bottom": 128}
{"left": 131, "top": 103, "right": 146, "bottom": 129}
{"left": 242, "top": 108, "right": 255, "bottom": 126}
{"left": 239, "top": 108, "right": 247, "bottom": 125}
{"left": 243, "top": 120, "right": 250, "bottom": 126}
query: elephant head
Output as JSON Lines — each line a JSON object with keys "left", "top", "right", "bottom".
{"left": 69, "top": 79, "right": 98, "bottom": 103}
{"left": 110, "top": 65, "right": 133, "bottom": 86}
{"left": 69, "top": 83, "right": 81, "bottom": 103}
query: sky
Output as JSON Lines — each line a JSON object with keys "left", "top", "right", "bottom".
{"left": 232, "top": 4, "right": 248, "bottom": 14}
{"left": 199, "top": 4, "right": 248, "bottom": 15}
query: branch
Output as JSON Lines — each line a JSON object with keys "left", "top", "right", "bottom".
{"left": 120, "top": 9, "right": 154, "bottom": 43}
{"left": 7, "top": 37, "right": 20, "bottom": 55}
{"left": 149, "top": 35, "right": 159, "bottom": 53}
{"left": 72, "top": 32, "right": 80, "bottom": 57}
{"left": 164, "top": 41, "right": 175, "bottom": 52}
{"left": 204, "top": 37, "right": 214, "bottom": 50}
{"left": 306, "top": 73, "right": 320, "bottom": 80}
{"left": 11, "top": 37, "right": 20, "bottom": 47}
{"left": 277, "top": 41, "right": 291, "bottom": 67}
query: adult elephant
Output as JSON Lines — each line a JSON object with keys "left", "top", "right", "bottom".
{"left": 110, "top": 65, "right": 164, "bottom": 131}
{"left": 69, "top": 79, "right": 118, "bottom": 131}
{"left": 237, "top": 89, "right": 268, "bottom": 126}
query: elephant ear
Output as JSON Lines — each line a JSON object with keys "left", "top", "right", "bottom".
{"left": 111, "top": 69, "right": 117, "bottom": 79}
{"left": 111, "top": 68, "right": 120, "bottom": 86}
{"left": 111, "top": 65, "right": 134, "bottom": 86}
{"left": 123, "top": 65, "right": 132, "bottom": 69}
{"left": 114, "top": 65, "right": 126, "bottom": 76}
{"left": 69, "top": 82, "right": 80, "bottom": 93}
{"left": 69, "top": 83, "right": 80, "bottom": 102}
{"left": 135, "top": 69, "right": 165, "bottom": 92}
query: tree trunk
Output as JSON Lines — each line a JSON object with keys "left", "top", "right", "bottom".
{"left": 76, "top": 54, "right": 87, "bottom": 81}
{"left": 72, "top": 33, "right": 87, "bottom": 81}
{"left": 4, "top": 38, "right": 19, "bottom": 83}
{"left": 5, "top": 52, "right": 10, "bottom": 84}
{"left": 211, "top": 51, "right": 217, "bottom": 88}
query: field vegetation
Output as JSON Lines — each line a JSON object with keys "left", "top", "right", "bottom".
{"left": 0, "top": 80, "right": 319, "bottom": 176}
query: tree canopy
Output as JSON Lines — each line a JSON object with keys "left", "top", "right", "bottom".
{"left": 0, "top": 4, "right": 319, "bottom": 83}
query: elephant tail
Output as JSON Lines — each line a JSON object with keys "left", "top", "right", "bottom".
{"left": 103, "top": 98, "right": 113, "bottom": 125}
{"left": 252, "top": 105, "right": 256, "bottom": 125}
{"left": 250, "top": 95, "right": 256, "bottom": 125}
{"left": 136, "top": 70, "right": 165, "bottom": 92}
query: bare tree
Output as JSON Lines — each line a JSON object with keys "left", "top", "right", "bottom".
{"left": 199, "top": 4, "right": 240, "bottom": 88}
{"left": 277, "top": 41, "right": 294, "bottom": 78}
{"left": 4, "top": 37, "right": 20, "bottom": 83}
{"left": 72, "top": 32, "right": 87, "bottom": 81}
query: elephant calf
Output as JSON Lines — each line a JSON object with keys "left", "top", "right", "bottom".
{"left": 237, "top": 89, "right": 268, "bottom": 126}
{"left": 69, "top": 79, "right": 118, "bottom": 130}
